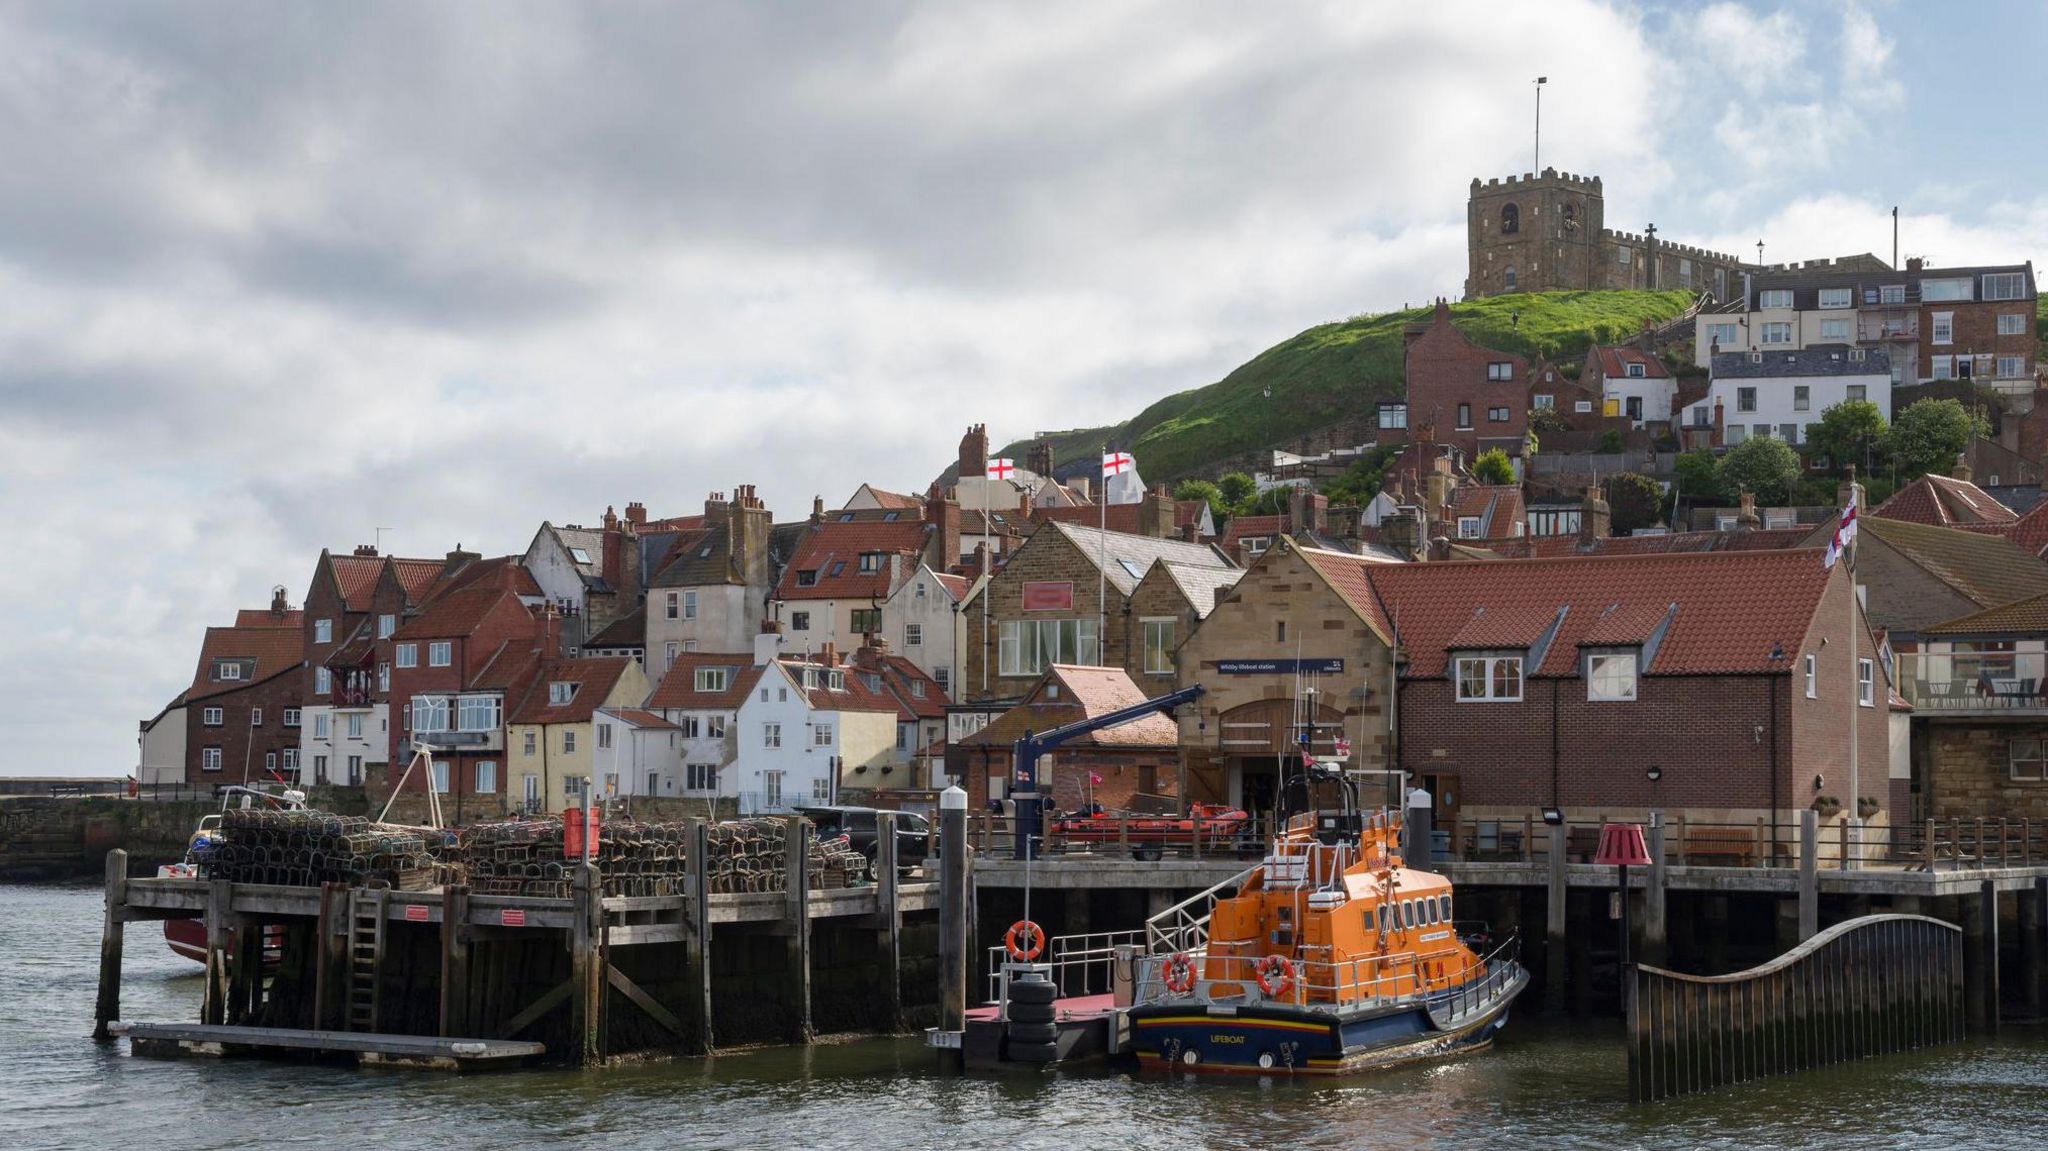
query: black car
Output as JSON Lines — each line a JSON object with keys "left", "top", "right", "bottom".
{"left": 795, "top": 805, "right": 932, "bottom": 867}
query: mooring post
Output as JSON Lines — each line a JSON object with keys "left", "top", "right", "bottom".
{"left": 1964, "top": 880, "right": 2001, "bottom": 1033}
{"left": 312, "top": 883, "right": 343, "bottom": 1030}
{"left": 684, "top": 816, "right": 715, "bottom": 1054}
{"left": 93, "top": 848, "right": 128, "bottom": 1041}
{"left": 202, "top": 878, "right": 230, "bottom": 1026}
{"left": 1644, "top": 813, "right": 1668, "bottom": 968}
{"left": 2025, "top": 877, "right": 2047, "bottom": 1021}
{"left": 874, "top": 812, "right": 903, "bottom": 1033}
{"left": 783, "top": 816, "right": 814, "bottom": 1043}
{"left": 569, "top": 862, "right": 599, "bottom": 1065}
{"left": 1546, "top": 820, "right": 1568, "bottom": 1004}
{"left": 1798, "top": 809, "right": 1818, "bottom": 941}
{"left": 440, "top": 884, "right": 471, "bottom": 1038}
{"left": 938, "top": 786, "right": 968, "bottom": 1065}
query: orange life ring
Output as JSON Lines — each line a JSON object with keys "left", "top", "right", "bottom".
{"left": 1161, "top": 951, "right": 1197, "bottom": 995}
{"left": 1255, "top": 954, "right": 1296, "bottom": 998}
{"left": 1004, "top": 919, "right": 1046, "bottom": 962}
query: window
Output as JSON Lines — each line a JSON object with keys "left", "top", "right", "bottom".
{"left": 282, "top": 749, "right": 299, "bottom": 771}
{"left": 897, "top": 724, "right": 910, "bottom": 751}
{"left": 790, "top": 611, "right": 811, "bottom": 631}
{"left": 2011, "top": 739, "right": 2046, "bottom": 782}
{"left": 377, "top": 663, "right": 390, "bottom": 693}
{"left": 813, "top": 724, "right": 833, "bottom": 747}
{"left": 346, "top": 755, "right": 363, "bottom": 785}
{"left": 562, "top": 774, "right": 587, "bottom": 798}
{"left": 1760, "top": 322, "right": 1793, "bottom": 344}
{"left": 694, "top": 667, "right": 729, "bottom": 693}
{"left": 1846, "top": 384, "right": 1867, "bottom": 403}
{"left": 1758, "top": 289, "right": 1793, "bottom": 309}
{"left": 345, "top": 713, "right": 363, "bottom": 739}
{"left": 411, "top": 696, "right": 450, "bottom": 733}
{"left": 1378, "top": 402, "right": 1408, "bottom": 430}
{"left": 998, "top": 618, "right": 1101, "bottom": 676}
{"left": 549, "top": 681, "right": 577, "bottom": 705}
{"left": 396, "top": 643, "right": 417, "bottom": 668}
{"left": 905, "top": 623, "right": 923, "bottom": 647}
{"left": 1616, "top": 244, "right": 1630, "bottom": 266}
{"left": 1931, "top": 311, "right": 1953, "bottom": 345}
{"left": 1999, "top": 356, "right": 2027, "bottom": 379}
{"left": 1736, "top": 387, "right": 1757, "bottom": 413}
{"left": 1587, "top": 653, "right": 1637, "bottom": 701}
{"left": 687, "top": 763, "right": 717, "bottom": 791}
{"left": 1793, "top": 385, "right": 1810, "bottom": 412}
{"left": 1457, "top": 516, "right": 1482, "bottom": 539}
{"left": 1689, "top": 405, "right": 1710, "bottom": 427}
{"left": 1755, "top": 424, "right": 1771, "bottom": 439}
{"left": 524, "top": 730, "right": 537, "bottom": 755}
{"left": 1454, "top": 655, "right": 1523, "bottom": 702}
{"left": 428, "top": 641, "right": 452, "bottom": 668}
{"left": 1819, "top": 319, "right": 1850, "bottom": 341}
{"left": 1999, "top": 313, "right": 2029, "bottom": 336}
{"left": 684, "top": 590, "right": 697, "bottom": 620}
{"left": 795, "top": 570, "right": 818, "bottom": 588}
{"left": 598, "top": 724, "right": 613, "bottom": 750}
{"left": 283, "top": 707, "right": 300, "bottom": 727}
{"left": 314, "top": 618, "right": 332, "bottom": 644}
{"left": 1982, "top": 272, "right": 2027, "bottom": 301}
{"left": 680, "top": 715, "right": 701, "bottom": 738}
{"left": 1532, "top": 394, "right": 1554, "bottom": 411}
{"left": 1858, "top": 659, "right": 1875, "bottom": 707}
{"left": 1922, "top": 278, "right": 1971, "bottom": 302}
{"left": 458, "top": 695, "right": 499, "bottom": 732}
{"left": 1486, "top": 362, "right": 1515, "bottom": 381}
{"left": 854, "top": 552, "right": 883, "bottom": 575}
{"left": 1678, "top": 258, "right": 1692, "bottom": 287}
{"left": 1780, "top": 423, "right": 1800, "bottom": 443}
{"left": 563, "top": 729, "right": 577, "bottom": 753}
{"left": 313, "top": 712, "right": 330, "bottom": 738}
{"left": 1503, "top": 266, "right": 1516, "bottom": 290}
{"left": 764, "top": 723, "right": 782, "bottom": 749}
{"left": 430, "top": 761, "right": 449, "bottom": 794}
{"left": 202, "top": 707, "right": 223, "bottom": 726}
{"left": 1931, "top": 356, "right": 1953, "bottom": 381}
{"left": 910, "top": 679, "right": 927, "bottom": 699}
{"left": 1706, "top": 323, "right": 1738, "bottom": 349}
{"left": 202, "top": 747, "right": 223, "bottom": 772}
{"left": 315, "top": 666, "right": 331, "bottom": 695}
{"left": 1725, "top": 425, "right": 1747, "bottom": 445}
{"left": 851, "top": 608, "right": 882, "bottom": 635}
{"left": 707, "top": 715, "right": 726, "bottom": 738}
{"left": 250, "top": 707, "right": 263, "bottom": 727}
{"left": 1456, "top": 403, "right": 1472, "bottom": 429}
{"left": 1487, "top": 406, "right": 1510, "bottom": 423}
{"left": 1879, "top": 284, "right": 1905, "bottom": 304}
{"left": 377, "top": 613, "right": 396, "bottom": 638}
{"left": 1143, "top": 619, "right": 1175, "bottom": 675}
{"left": 217, "top": 662, "right": 243, "bottom": 683}
{"left": 1500, "top": 203, "right": 1519, "bottom": 234}
{"left": 934, "top": 667, "right": 951, "bottom": 694}
{"left": 475, "top": 761, "right": 497, "bottom": 794}
{"left": 1574, "top": 400, "right": 1592, "bottom": 413}
{"left": 1818, "top": 288, "right": 1852, "bottom": 309}
{"left": 666, "top": 592, "right": 679, "bottom": 620}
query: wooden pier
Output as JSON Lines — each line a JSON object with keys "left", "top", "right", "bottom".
{"left": 94, "top": 815, "right": 944, "bottom": 1067}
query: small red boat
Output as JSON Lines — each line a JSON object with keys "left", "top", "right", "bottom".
{"left": 1051, "top": 803, "right": 1252, "bottom": 860}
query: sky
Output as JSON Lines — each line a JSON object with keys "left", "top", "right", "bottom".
{"left": 4, "top": 0, "right": 2046, "bottom": 776}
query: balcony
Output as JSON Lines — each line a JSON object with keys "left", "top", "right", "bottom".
{"left": 1857, "top": 316, "right": 1918, "bottom": 342}
{"left": 412, "top": 729, "right": 505, "bottom": 752}
{"left": 1897, "top": 651, "right": 2048, "bottom": 715}
{"left": 331, "top": 686, "right": 375, "bottom": 710}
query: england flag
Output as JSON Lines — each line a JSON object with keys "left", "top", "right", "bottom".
{"left": 1823, "top": 492, "right": 1858, "bottom": 569}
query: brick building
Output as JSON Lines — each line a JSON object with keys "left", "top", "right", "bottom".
{"left": 182, "top": 589, "right": 306, "bottom": 786}
{"left": 1904, "top": 591, "right": 2048, "bottom": 824}
{"left": 953, "top": 664, "right": 1182, "bottom": 813}
{"left": 1400, "top": 300, "right": 1531, "bottom": 458}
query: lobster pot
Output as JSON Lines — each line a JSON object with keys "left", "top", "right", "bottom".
{"left": 206, "top": 808, "right": 438, "bottom": 889}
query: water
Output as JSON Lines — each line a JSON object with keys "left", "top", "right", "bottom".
{"left": 5, "top": 883, "right": 2046, "bottom": 1151}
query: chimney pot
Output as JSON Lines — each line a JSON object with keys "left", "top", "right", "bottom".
{"left": 1952, "top": 453, "right": 1974, "bottom": 483}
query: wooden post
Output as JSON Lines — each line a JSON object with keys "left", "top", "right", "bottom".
{"left": 2024, "top": 877, "right": 2048, "bottom": 1022}
{"left": 440, "top": 884, "right": 471, "bottom": 1038}
{"left": 939, "top": 787, "right": 968, "bottom": 1063}
{"left": 370, "top": 888, "right": 390, "bottom": 1033}
{"left": 1964, "top": 880, "right": 2000, "bottom": 1034}
{"left": 569, "top": 862, "right": 597, "bottom": 1065}
{"left": 93, "top": 849, "right": 128, "bottom": 1041}
{"left": 783, "top": 816, "right": 814, "bottom": 1043}
{"left": 1546, "top": 819, "right": 1568, "bottom": 1004}
{"left": 202, "top": 878, "right": 230, "bottom": 1026}
{"left": 313, "top": 883, "right": 344, "bottom": 1031}
{"left": 1798, "top": 809, "right": 1818, "bottom": 941}
{"left": 684, "top": 817, "right": 715, "bottom": 1054}
{"left": 1644, "top": 814, "right": 1668, "bottom": 968}
{"left": 874, "top": 813, "right": 903, "bottom": 1032}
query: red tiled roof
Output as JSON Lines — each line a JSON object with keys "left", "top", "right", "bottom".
{"left": 606, "top": 708, "right": 681, "bottom": 730}
{"left": 1479, "top": 528, "right": 1812, "bottom": 559}
{"left": 855, "top": 487, "right": 923, "bottom": 510}
{"left": 391, "top": 559, "right": 445, "bottom": 604}
{"left": 779, "top": 658, "right": 902, "bottom": 714}
{"left": 329, "top": 554, "right": 385, "bottom": 612}
{"left": 958, "top": 665, "right": 1179, "bottom": 749}
{"left": 1362, "top": 549, "right": 1835, "bottom": 677}
{"left": 774, "top": 520, "right": 930, "bottom": 601}
{"left": 186, "top": 622, "right": 307, "bottom": 701}
{"left": 1451, "top": 486, "right": 1525, "bottom": 537}
{"left": 511, "top": 656, "right": 633, "bottom": 725}
{"left": 236, "top": 608, "right": 303, "bottom": 628}
{"left": 391, "top": 579, "right": 524, "bottom": 641}
{"left": 1219, "top": 515, "right": 1287, "bottom": 550}
{"left": 858, "top": 653, "right": 949, "bottom": 720}
{"left": 646, "top": 653, "right": 762, "bottom": 711}
{"left": 1294, "top": 548, "right": 1396, "bottom": 645}
{"left": 2005, "top": 500, "right": 2048, "bottom": 558}
{"left": 1872, "top": 474, "right": 2017, "bottom": 527}
{"left": 1589, "top": 343, "right": 1670, "bottom": 380}
{"left": 933, "top": 573, "right": 970, "bottom": 601}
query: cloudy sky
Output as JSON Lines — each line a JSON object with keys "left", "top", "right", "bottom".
{"left": 5, "top": 1, "right": 2045, "bottom": 775}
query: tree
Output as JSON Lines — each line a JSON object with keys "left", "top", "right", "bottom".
{"left": 1672, "top": 448, "right": 1724, "bottom": 509}
{"left": 1320, "top": 444, "right": 1402, "bottom": 507}
{"left": 1599, "top": 429, "right": 1625, "bottom": 454}
{"left": 1717, "top": 436, "right": 1802, "bottom": 505}
{"left": 1472, "top": 447, "right": 1516, "bottom": 486}
{"left": 1804, "top": 399, "right": 1888, "bottom": 474}
{"left": 1607, "top": 472, "right": 1664, "bottom": 535}
{"left": 1216, "top": 471, "right": 1258, "bottom": 514}
{"left": 1173, "top": 479, "right": 1225, "bottom": 519}
{"left": 1887, "top": 398, "right": 1989, "bottom": 479}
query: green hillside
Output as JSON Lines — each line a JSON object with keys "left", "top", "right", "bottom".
{"left": 1003, "top": 290, "right": 1697, "bottom": 484}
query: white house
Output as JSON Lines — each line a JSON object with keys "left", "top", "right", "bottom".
{"left": 1703, "top": 347, "right": 1892, "bottom": 448}
{"left": 1584, "top": 343, "right": 1676, "bottom": 428}
{"left": 878, "top": 562, "right": 979, "bottom": 698}
{"left": 644, "top": 649, "right": 758, "bottom": 802}
{"left": 592, "top": 708, "right": 685, "bottom": 801}
{"left": 138, "top": 693, "right": 188, "bottom": 789}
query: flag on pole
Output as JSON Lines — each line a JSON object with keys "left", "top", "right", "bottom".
{"left": 1823, "top": 492, "right": 1859, "bottom": 569}
{"left": 1101, "top": 450, "right": 1135, "bottom": 477}
{"left": 1088, "top": 771, "right": 1103, "bottom": 785}
{"left": 985, "top": 457, "right": 1015, "bottom": 481}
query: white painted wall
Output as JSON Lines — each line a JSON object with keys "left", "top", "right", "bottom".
{"left": 1702, "top": 368, "right": 1892, "bottom": 447}
{"left": 299, "top": 702, "right": 388, "bottom": 784}
{"left": 880, "top": 564, "right": 971, "bottom": 695}
{"left": 592, "top": 715, "right": 685, "bottom": 798}
{"left": 730, "top": 664, "right": 833, "bottom": 810}
{"left": 645, "top": 585, "right": 758, "bottom": 676}
{"left": 139, "top": 706, "right": 187, "bottom": 787}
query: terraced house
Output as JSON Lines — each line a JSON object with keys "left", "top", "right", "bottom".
{"left": 180, "top": 590, "right": 306, "bottom": 787}
{"left": 505, "top": 655, "right": 651, "bottom": 812}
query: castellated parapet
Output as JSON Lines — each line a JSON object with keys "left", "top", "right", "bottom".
{"left": 1464, "top": 167, "right": 1748, "bottom": 301}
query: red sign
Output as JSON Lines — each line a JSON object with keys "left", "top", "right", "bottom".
{"left": 500, "top": 909, "right": 526, "bottom": 927}
{"left": 1021, "top": 581, "right": 1074, "bottom": 612}
{"left": 403, "top": 904, "right": 429, "bottom": 922}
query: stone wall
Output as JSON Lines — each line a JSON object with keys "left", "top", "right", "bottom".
{"left": 0, "top": 797, "right": 215, "bottom": 880}
{"left": 1922, "top": 720, "right": 2048, "bottom": 823}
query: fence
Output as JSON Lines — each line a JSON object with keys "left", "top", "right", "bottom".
{"left": 1627, "top": 914, "right": 1963, "bottom": 1102}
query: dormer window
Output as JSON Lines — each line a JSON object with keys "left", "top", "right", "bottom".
{"left": 862, "top": 672, "right": 882, "bottom": 692}
{"left": 796, "top": 570, "right": 819, "bottom": 587}
{"left": 1586, "top": 652, "right": 1639, "bottom": 702}
{"left": 828, "top": 670, "right": 845, "bottom": 691}
{"left": 216, "top": 661, "right": 243, "bottom": 682}
{"left": 549, "top": 681, "right": 578, "bottom": 705}
{"left": 1626, "top": 363, "right": 1645, "bottom": 378}
{"left": 694, "top": 668, "right": 728, "bottom": 693}
{"left": 1454, "top": 654, "right": 1523, "bottom": 702}
{"left": 858, "top": 553, "right": 884, "bottom": 574}
{"left": 837, "top": 513, "right": 854, "bottom": 523}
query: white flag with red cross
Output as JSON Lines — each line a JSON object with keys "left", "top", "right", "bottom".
{"left": 985, "top": 457, "right": 1015, "bottom": 481}
{"left": 1823, "top": 492, "right": 1858, "bottom": 569}
{"left": 1102, "top": 450, "right": 1135, "bottom": 478}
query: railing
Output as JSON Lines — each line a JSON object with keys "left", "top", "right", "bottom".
{"left": 1896, "top": 658, "right": 2048, "bottom": 713}
{"left": 966, "top": 811, "right": 1273, "bottom": 861}
{"left": 331, "top": 687, "right": 375, "bottom": 708}
{"left": 1857, "top": 316, "right": 1919, "bottom": 341}
{"left": 1628, "top": 914, "right": 1962, "bottom": 1102}
{"left": 1143, "top": 865, "right": 1258, "bottom": 954}
{"left": 982, "top": 928, "right": 1145, "bottom": 1004}
{"left": 1130, "top": 934, "right": 1522, "bottom": 1017}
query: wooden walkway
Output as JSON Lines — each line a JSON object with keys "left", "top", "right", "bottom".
{"left": 113, "top": 1022, "right": 543, "bottom": 1069}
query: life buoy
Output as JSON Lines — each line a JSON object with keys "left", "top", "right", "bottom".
{"left": 1004, "top": 919, "right": 1046, "bottom": 962}
{"left": 1255, "top": 954, "right": 1296, "bottom": 998}
{"left": 1161, "top": 951, "right": 1197, "bottom": 995}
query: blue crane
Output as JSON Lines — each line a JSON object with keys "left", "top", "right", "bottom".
{"left": 1010, "top": 682, "right": 1206, "bottom": 860}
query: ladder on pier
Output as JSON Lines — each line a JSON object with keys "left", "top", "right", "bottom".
{"left": 346, "top": 891, "right": 384, "bottom": 1032}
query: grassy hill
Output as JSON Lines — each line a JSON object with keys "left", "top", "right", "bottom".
{"left": 999, "top": 290, "right": 1698, "bottom": 485}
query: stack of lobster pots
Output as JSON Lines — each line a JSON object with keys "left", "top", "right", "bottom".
{"left": 205, "top": 809, "right": 443, "bottom": 890}
{"left": 452, "top": 815, "right": 871, "bottom": 897}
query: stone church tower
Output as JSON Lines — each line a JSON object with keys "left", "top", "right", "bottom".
{"left": 1464, "top": 168, "right": 1606, "bottom": 299}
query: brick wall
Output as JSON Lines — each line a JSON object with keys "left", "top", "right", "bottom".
{"left": 1789, "top": 561, "right": 1899, "bottom": 822}
{"left": 1919, "top": 298, "right": 2035, "bottom": 380}
{"left": 960, "top": 746, "right": 1177, "bottom": 813}
{"left": 302, "top": 556, "right": 363, "bottom": 699}
{"left": 185, "top": 673, "right": 307, "bottom": 785}
{"left": 1404, "top": 304, "right": 1530, "bottom": 457}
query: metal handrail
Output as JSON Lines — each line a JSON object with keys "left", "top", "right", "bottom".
{"left": 1143, "top": 865, "right": 1257, "bottom": 954}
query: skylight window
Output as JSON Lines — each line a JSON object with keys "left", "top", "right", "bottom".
{"left": 838, "top": 513, "right": 854, "bottom": 523}
{"left": 568, "top": 547, "right": 594, "bottom": 565}
{"left": 883, "top": 512, "right": 900, "bottom": 522}
{"left": 1118, "top": 559, "right": 1145, "bottom": 580}
{"left": 829, "top": 561, "right": 846, "bottom": 577}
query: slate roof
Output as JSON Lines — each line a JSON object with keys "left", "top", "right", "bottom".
{"left": 774, "top": 519, "right": 931, "bottom": 602}
{"left": 585, "top": 607, "right": 646, "bottom": 650}
{"left": 1872, "top": 474, "right": 2018, "bottom": 527}
{"left": 1044, "top": 522, "right": 1234, "bottom": 596}
{"left": 510, "top": 656, "right": 633, "bottom": 725}
{"left": 1857, "top": 517, "right": 2048, "bottom": 609}
{"left": 549, "top": 525, "right": 613, "bottom": 592}
{"left": 1922, "top": 590, "right": 2048, "bottom": 636}
{"left": 646, "top": 653, "right": 763, "bottom": 711}
{"left": 1154, "top": 561, "right": 1244, "bottom": 619}
{"left": 187, "top": 621, "right": 306, "bottom": 702}
{"left": 1480, "top": 527, "right": 1813, "bottom": 559}
{"left": 957, "top": 665, "right": 1180, "bottom": 750}
{"left": 849, "top": 486, "right": 922, "bottom": 510}
{"left": 1028, "top": 500, "right": 1210, "bottom": 537}
{"left": 1711, "top": 348, "right": 1891, "bottom": 378}
{"left": 649, "top": 522, "right": 740, "bottom": 587}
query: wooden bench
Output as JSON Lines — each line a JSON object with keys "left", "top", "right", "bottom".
{"left": 1685, "top": 826, "right": 1758, "bottom": 867}
{"left": 48, "top": 783, "right": 86, "bottom": 798}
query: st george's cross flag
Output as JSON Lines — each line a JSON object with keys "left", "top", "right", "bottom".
{"left": 985, "top": 457, "right": 1016, "bottom": 481}
{"left": 1102, "top": 450, "right": 1135, "bottom": 478}
{"left": 1823, "top": 492, "right": 1858, "bottom": 569}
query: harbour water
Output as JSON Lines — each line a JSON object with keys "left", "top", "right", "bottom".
{"left": 6, "top": 882, "right": 2047, "bottom": 1151}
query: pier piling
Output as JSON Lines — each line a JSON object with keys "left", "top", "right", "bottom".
{"left": 938, "top": 787, "right": 967, "bottom": 1063}
{"left": 1643, "top": 816, "right": 1667, "bottom": 968}
{"left": 93, "top": 848, "right": 127, "bottom": 1041}
{"left": 1798, "top": 810, "right": 1818, "bottom": 941}
{"left": 1545, "top": 823, "right": 1567, "bottom": 1003}
{"left": 685, "top": 817, "right": 715, "bottom": 1053}
{"left": 873, "top": 814, "right": 903, "bottom": 1032}
{"left": 2024, "top": 877, "right": 2047, "bottom": 1019}
{"left": 783, "top": 817, "right": 814, "bottom": 1044}
{"left": 1963, "top": 880, "right": 1999, "bottom": 1033}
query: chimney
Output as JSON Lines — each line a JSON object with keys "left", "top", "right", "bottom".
{"left": 353, "top": 544, "right": 379, "bottom": 557}
{"left": 540, "top": 602, "right": 563, "bottom": 656}
{"left": 754, "top": 619, "right": 784, "bottom": 668}
{"left": 1712, "top": 398, "right": 1725, "bottom": 449}
{"left": 1288, "top": 486, "right": 1328, "bottom": 534}
{"left": 1735, "top": 487, "right": 1761, "bottom": 531}
{"left": 925, "top": 490, "right": 962, "bottom": 572}
{"left": 1953, "top": 452, "right": 1974, "bottom": 483}
{"left": 1579, "top": 485, "right": 1611, "bottom": 547}
{"left": 1028, "top": 440, "right": 1054, "bottom": 479}
{"left": 624, "top": 501, "right": 648, "bottom": 528}
{"left": 704, "top": 490, "right": 730, "bottom": 518}
{"left": 1180, "top": 521, "right": 1199, "bottom": 543}
{"left": 443, "top": 544, "right": 481, "bottom": 577}
{"left": 730, "top": 484, "right": 771, "bottom": 594}
{"left": 1429, "top": 535, "right": 1454, "bottom": 561}
{"left": 1383, "top": 507, "right": 1424, "bottom": 561}
{"left": 811, "top": 495, "right": 825, "bottom": 524}
{"left": 1424, "top": 460, "right": 1452, "bottom": 522}
{"left": 1907, "top": 256, "right": 1924, "bottom": 273}
{"left": 958, "top": 424, "right": 989, "bottom": 485}
{"left": 270, "top": 586, "right": 290, "bottom": 618}
{"left": 1138, "top": 484, "right": 1174, "bottom": 538}
{"left": 1073, "top": 477, "right": 1091, "bottom": 502}
{"left": 819, "top": 641, "right": 838, "bottom": 669}
{"left": 602, "top": 505, "right": 619, "bottom": 531}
